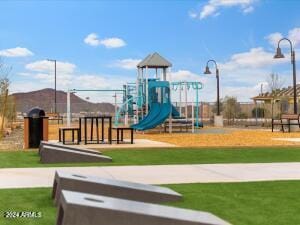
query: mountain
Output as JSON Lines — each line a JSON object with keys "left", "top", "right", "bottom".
{"left": 11, "top": 88, "right": 115, "bottom": 114}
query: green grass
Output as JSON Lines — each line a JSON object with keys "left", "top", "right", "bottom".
{"left": 1, "top": 181, "right": 300, "bottom": 225}
{"left": 0, "top": 188, "right": 55, "bottom": 225}
{"left": 166, "top": 181, "right": 300, "bottom": 225}
{"left": 2, "top": 146, "right": 300, "bottom": 168}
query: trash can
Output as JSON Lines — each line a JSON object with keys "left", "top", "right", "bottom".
{"left": 24, "top": 107, "right": 49, "bottom": 149}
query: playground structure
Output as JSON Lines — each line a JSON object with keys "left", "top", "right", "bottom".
{"left": 66, "top": 53, "right": 203, "bottom": 133}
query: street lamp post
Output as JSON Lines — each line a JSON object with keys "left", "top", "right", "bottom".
{"left": 47, "top": 59, "right": 57, "bottom": 113}
{"left": 204, "top": 60, "right": 220, "bottom": 115}
{"left": 274, "top": 38, "right": 297, "bottom": 114}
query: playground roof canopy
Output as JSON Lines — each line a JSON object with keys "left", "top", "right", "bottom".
{"left": 137, "top": 52, "right": 172, "bottom": 68}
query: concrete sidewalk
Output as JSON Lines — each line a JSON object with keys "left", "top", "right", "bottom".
{"left": 1, "top": 162, "right": 300, "bottom": 189}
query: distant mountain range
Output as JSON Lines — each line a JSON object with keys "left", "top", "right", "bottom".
{"left": 12, "top": 88, "right": 115, "bottom": 114}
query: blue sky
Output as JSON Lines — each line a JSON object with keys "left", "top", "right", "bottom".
{"left": 0, "top": 0, "right": 300, "bottom": 102}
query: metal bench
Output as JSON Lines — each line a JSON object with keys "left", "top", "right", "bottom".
{"left": 112, "top": 127, "right": 134, "bottom": 144}
{"left": 272, "top": 114, "right": 300, "bottom": 132}
{"left": 56, "top": 190, "right": 231, "bottom": 225}
{"left": 52, "top": 171, "right": 181, "bottom": 206}
{"left": 40, "top": 146, "right": 112, "bottom": 164}
{"left": 59, "top": 127, "right": 80, "bottom": 145}
{"left": 164, "top": 120, "right": 193, "bottom": 132}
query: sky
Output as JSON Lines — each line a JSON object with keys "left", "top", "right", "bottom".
{"left": 0, "top": 0, "right": 300, "bottom": 103}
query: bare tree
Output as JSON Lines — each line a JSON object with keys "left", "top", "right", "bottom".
{"left": 266, "top": 73, "right": 284, "bottom": 94}
{"left": 0, "top": 58, "right": 13, "bottom": 139}
{"left": 223, "top": 96, "right": 241, "bottom": 125}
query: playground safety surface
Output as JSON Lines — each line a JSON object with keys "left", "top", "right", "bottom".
{"left": 141, "top": 128, "right": 300, "bottom": 147}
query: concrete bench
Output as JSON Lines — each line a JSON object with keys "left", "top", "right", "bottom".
{"left": 39, "top": 141, "right": 102, "bottom": 155}
{"left": 53, "top": 171, "right": 182, "bottom": 205}
{"left": 56, "top": 190, "right": 231, "bottom": 225}
{"left": 40, "top": 146, "right": 112, "bottom": 164}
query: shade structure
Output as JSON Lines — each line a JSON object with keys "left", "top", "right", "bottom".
{"left": 137, "top": 52, "right": 172, "bottom": 68}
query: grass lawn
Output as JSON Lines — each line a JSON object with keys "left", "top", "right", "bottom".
{"left": 1, "top": 146, "right": 300, "bottom": 168}
{"left": 1, "top": 181, "right": 300, "bottom": 225}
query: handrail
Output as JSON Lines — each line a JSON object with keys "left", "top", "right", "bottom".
{"left": 114, "top": 95, "right": 143, "bottom": 127}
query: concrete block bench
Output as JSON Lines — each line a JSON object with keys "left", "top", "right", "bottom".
{"left": 53, "top": 171, "right": 182, "bottom": 205}
{"left": 40, "top": 146, "right": 112, "bottom": 164}
{"left": 39, "top": 141, "right": 102, "bottom": 155}
{"left": 56, "top": 190, "right": 231, "bottom": 225}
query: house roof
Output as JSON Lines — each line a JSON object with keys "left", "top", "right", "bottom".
{"left": 137, "top": 52, "right": 172, "bottom": 68}
{"left": 252, "top": 84, "right": 300, "bottom": 100}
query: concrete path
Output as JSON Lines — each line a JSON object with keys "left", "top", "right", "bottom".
{"left": 49, "top": 139, "right": 177, "bottom": 149}
{"left": 1, "top": 162, "right": 300, "bottom": 189}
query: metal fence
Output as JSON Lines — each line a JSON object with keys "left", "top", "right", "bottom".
{"left": 15, "top": 100, "right": 300, "bottom": 127}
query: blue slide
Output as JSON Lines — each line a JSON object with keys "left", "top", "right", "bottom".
{"left": 132, "top": 103, "right": 173, "bottom": 131}
{"left": 131, "top": 103, "right": 161, "bottom": 129}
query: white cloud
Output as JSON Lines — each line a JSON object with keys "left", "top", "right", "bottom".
{"left": 198, "top": 0, "right": 257, "bottom": 20}
{"left": 18, "top": 72, "right": 31, "bottom": 77}
{"left": 75, "top": 75, "right": 110, "bottom": 89}
{"left": 112, "top": 58, "right": 141, "bottom": 70}
{"left": 170, "top": 70, "right": 203, "bottom": 82}
{"left": 243, "top": 6, "right": 254, "bottom": 14}
{"left": 84, "top": 33, "right": 100, "bottom": 46}
{"left": 25, "top": 60, "right": 76, "bottom": 74}
{"left": 266, "top": 27, "right": 300, "bottom": 47}
{"left": 220, "top": 47, "right": 288, "bottom": 71}
{"left": 24, "top": 60, "right": 76, "bottom": 87}
{"left": 265, "top": 32, "right": 283, "bottom": 47}
{"left": 84, "top": 33, "right": 126, "bottom": 48}
{"left": 100, "top": 38, "right": 126, "bottom": 48}
{"left": 200, "top": 4, "right": 217, "bottom": 19}
{"left": 288, "top": 27, "right": 300, "bottom": 47}
{"left": 0, "top": 47, "right": 33, "bottom": 57}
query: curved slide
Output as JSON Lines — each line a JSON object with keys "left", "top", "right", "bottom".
{"left": 131, "top": 103, "right": 161, "bottom": 130}
{"left": 132, "top": 103, "right": 174, "bottom": 131}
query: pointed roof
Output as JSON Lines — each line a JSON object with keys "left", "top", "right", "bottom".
{"left": 137, "top": 52, "right": 172, "bottom": 68}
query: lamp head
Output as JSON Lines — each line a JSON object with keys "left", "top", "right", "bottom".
{"left": 274, "top": 47, "right": 285, "bottom": 59}
{"left": 204, "top": 66, "right": 212, "bottom": 74}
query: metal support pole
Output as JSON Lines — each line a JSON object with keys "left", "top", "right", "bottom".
{"left": 292, "top": 50, "right": 297, "bottom": 114}
{"left": 54, "top": 60, "right": 57, "bottom": 113}
{"left": 192, "top": 100, "right": 194, "bottom": 133}
{"left": 196, "top": 85, "right": 199, "bottom": 127}
{"left": 274, "top": 38, "right": 297, "bottom": 114}
{"left": 67, "top": 90, "right": 71, "bottom": 127}
{"left": 168, "top": 68, "right": 172, "bottom": 133}
{"left": 145, "top": 66, "right": 149, "bottom": 115}
{"left": 179, "top": 82, "right": 182, "bottom": 117}
{"left": 185, "top": 82, "right": 188, "bottom": 119}
{"left": 216, "top": 69, "right": 220, "bottom": 116}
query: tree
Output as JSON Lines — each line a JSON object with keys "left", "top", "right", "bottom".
{"left": 252, "top": 107, "right": 265, "bottom": 118}
{"left": 223, "top": 96, "right": 241, "bottom": 124}
{"left": 266, "top": 73, "right": 284, "bottom": 94}
{"left": 279, "top": 96, "right": 289, "bottom": 114}
{"left": 211, "top": 100, "right": 223, "bottom": 115}
{"left": 0, "top": 58, "right": 13, "bottom": 139}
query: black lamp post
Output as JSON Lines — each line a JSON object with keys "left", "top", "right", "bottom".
{"left": 274, "top": 38, "right": 297, "bottom": 114}
{"left": 204, "top": 60, "right": 220, "bottom": 116}
{"left": 47, "top": 59, "right": 57, "bottom": 113}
